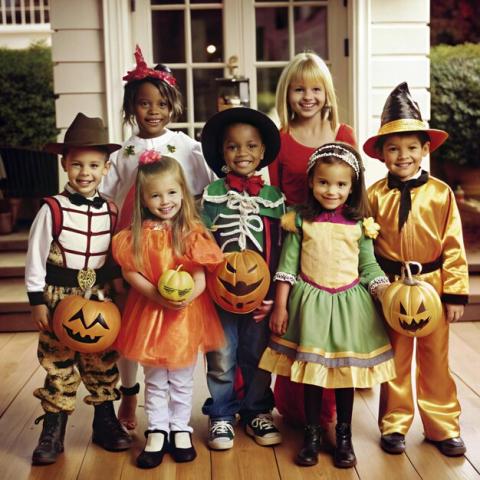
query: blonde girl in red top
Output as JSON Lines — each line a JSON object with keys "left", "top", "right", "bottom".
{"left": 268, "top": 51, "right": 357, "bottom": 428}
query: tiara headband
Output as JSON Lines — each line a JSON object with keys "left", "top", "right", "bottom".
{"left": 123, "top": 45, "right": 177, "bottom": 87}
{"left": 307, "top": 145, "right": 360, "bottom": 179}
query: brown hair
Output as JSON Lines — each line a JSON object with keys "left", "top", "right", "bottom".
{"left": 374, "top": 130, "right": 431, "bottom": 153}
{"left": 298, "top": 142, "right": 370, "bottom": 221}
{"left": 131, "top": 156, "right": 201, "bottom": 268}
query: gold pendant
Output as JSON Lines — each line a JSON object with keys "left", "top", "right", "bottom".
{"left": 77, "top": 268, "right": 96, "bottom": 291}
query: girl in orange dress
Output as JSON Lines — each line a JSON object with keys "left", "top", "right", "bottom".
{"left": 112, "top": 150, "right": 224, "bottom": 469}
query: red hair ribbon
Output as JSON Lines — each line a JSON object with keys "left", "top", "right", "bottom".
{"left": 139, "top": 149, "right": 162, "bottom": 165}
{"left": 123, "top": 45, "right": 176, "bottom": 87}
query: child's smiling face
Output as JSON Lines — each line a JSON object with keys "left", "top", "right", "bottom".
{"left": 134, "top": 82, "right": 171, "bottom": 139}
{"left": 141, "top": 172, "right": 183, "bottom": 221}
{"left": 62, "top": 148, "right": 109, "bottom": 197}
{"left": 380, "top": 133, "right": 430, "bottom": 181}
{"left": 222, "top": 123, "right": 265, "bottom": 177}
{"left": 309, "top": 161, "right": 353, "bottom": 211}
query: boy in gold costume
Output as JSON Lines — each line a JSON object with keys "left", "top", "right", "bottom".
{"left": 364, "top": 82, "right": 469, "bottom": 457}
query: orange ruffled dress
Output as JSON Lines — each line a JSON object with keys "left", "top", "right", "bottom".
{"left": 112, "top": 221, "right": 225, "bottom": 369}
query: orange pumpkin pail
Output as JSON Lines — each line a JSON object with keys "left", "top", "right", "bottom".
{"left": 381, "top": 261, "right": 442, "bottom": 338}
{"left": 207, "top": 249, "right": 270, "bottom": 314}
{"left": 52, "top": 295, "right": 121, "bottom": 353}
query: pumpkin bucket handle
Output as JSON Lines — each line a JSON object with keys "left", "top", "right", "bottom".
{"left": 401, "top": 261, "right": 423, "bottom": 285}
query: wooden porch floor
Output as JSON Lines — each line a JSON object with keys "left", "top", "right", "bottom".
{"left": 1, "top": 323, "right": 479, "bottom": 480}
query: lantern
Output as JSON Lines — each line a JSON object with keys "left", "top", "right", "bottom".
{"left": 52, "top": 295, "right": 121, "bottom": 353}
{"left": 381, "top": 262, "right": 442, "bottom": 337}
{"left": 216, "top": 56, "right": 250, "bottom": 112}
{"left": 158, "top": 264, "right": 194, "bottom": 302}
{"left": 208, "top": 249, "right": 270, "bottom": 314}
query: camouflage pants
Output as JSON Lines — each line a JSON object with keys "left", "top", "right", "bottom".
{"left": 34, "top": 284, "right": 120, "bottom": 413}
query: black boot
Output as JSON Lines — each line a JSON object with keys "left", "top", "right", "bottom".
{"left": 334, "top": 423, "right": 357, "bottom": 468}
{"left": 32, "top": 411, "right": 68, "bottom": 465}
{"left": 92, "top": 401, "right": 132, "bottom": 451}
{"left": 296, "top": 424, "right": 323, "bottom": 466}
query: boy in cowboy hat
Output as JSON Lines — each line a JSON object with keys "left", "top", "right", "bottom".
{"left": 364, "top": 83, "right": 469, "bottom": 457}
{"left": 200, "top": 107, "right": 285, "bottom": 450}
{"left": 26, "top": 113, "right": 132, "bottom": 465}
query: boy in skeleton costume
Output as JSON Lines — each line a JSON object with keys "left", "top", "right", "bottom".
{"left": 200, "top": 108, "right": 285, "bottom": 450}
{"left": 26, "top": 113, "right": 132, "bottom": 465}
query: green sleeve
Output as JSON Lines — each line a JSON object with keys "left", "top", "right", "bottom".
{"left": 358, "top": 230, "right": 387, "bottom": 288}
{"left": 200, "top": 201, "right": 216, "bottom": 229}
{"left": 277, "top": 229, "right": 301, "bottom": 277}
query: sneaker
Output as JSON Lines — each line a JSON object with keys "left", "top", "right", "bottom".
{"left": 245, "top": 413, "right": 282, "bottom": 446}
{"left": 208, "top": 420, "right": 235, "bottom": 450}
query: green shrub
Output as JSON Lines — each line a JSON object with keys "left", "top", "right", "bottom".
{"left": 0, "top": 42, "right": 58, "bottom": 149}
{"left": 430, "top": 43, "right": 480, "bottom": 166}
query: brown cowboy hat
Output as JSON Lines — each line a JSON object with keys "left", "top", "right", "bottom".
{"left": 44, "top": 113, "right": 121, "bottom": 155}
{"left": 363, "top": 82, "right": 448, "bottom": 160}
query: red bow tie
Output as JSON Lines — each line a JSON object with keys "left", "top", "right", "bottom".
{"left": 225, "top": 172, "right": 264, "bottom": 196}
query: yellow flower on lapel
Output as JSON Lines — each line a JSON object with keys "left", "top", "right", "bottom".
{"left": 363, "top": 217, "right": 380, "bottom": 239}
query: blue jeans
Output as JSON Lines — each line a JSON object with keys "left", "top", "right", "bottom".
{"left": 202, "top": 308, "right": 274, "bottom": 423}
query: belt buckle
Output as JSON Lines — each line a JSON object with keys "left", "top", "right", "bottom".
{"left": 77, "top": 268, "right": 96, "bottom": 291}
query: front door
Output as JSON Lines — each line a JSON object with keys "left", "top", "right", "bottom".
{"left": 133, "top": 0, "right": 350, "bottom": 139}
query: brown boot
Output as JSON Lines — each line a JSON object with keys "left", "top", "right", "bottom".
{"left": 32, "top": 412, "right": 68, "bottom": 465}
{"left": 334, "top": 423, "right": 357, "bottom": 468}
{"left": 92, "top": 401, "right": 132, "bottom": 451}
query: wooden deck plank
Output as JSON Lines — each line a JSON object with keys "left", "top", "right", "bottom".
{"left": 450, "top": 323, "right": 480, "bottom": 394}
{"left": 0, "top": 331, "right": 38, "bottom": 416}
{"left": 353, "top": 389, "right": 420, "bottom": 480}
{"left": 1, "top": 327, "right": 480, "bottom": 479}
{"left": 358, "top": 376, "right": 480, "bottom": 479}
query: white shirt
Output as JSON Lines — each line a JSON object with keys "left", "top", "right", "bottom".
{"left": 100, "top": 129, "right": 216, "bottom": 211}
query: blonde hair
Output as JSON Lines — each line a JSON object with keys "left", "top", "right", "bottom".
{"left": 275, "top": 52, "right": 339, "bottom": 132}
{"left": 131, "top": 156, "right": 201, "bottom": 268}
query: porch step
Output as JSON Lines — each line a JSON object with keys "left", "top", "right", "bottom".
{"left": 0, "top": 251, "right": 26, "bottom": 277}
{"left": 0, "top": 277, "right": 29, "bottom": 312}
{"left": 0, "top": 229, "right": 29, "bottom": 251}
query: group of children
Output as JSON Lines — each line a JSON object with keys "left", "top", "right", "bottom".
{"left": 25, "top": 47, "right": 469, "bottom": 471}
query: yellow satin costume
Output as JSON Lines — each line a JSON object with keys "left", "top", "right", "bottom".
{"left": 368, "top": 175, "right": 469, "bottom": 441}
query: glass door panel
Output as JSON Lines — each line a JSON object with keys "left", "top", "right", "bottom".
{"left": 133, "top": 0, "right": 350, "bottom": 135}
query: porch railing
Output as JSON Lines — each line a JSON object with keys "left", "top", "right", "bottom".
{"left": 0, "top": 0, "right": 49, "bottom": 26}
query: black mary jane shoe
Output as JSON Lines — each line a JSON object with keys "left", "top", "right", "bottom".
{"left": 170, "top": 431, "right": 197, "bottom": 463}
{"left": 136, "top": 430, "right": 169, "bottom": 469}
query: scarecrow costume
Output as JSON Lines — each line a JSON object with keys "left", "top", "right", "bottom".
{"left": 200, "top": 108, "right": 285, "bottom": 447}
{"left": 364, "top": 83, "right": 469, "bottom": 456}
{"left": 25, "top": 113, "right": 131, "bottom": 465}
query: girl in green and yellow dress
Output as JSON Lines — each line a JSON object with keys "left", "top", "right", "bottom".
{"left": 260, "top": 142, "right": 396, "bottom": 468}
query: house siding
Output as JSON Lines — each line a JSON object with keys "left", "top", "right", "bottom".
{"left": 49, "top": 0, "right": 106, "bottom": 132}
{"left": 364, "top": 0, "right": 431, "bottom": 184}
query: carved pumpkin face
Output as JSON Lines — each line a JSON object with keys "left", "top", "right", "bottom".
{"left": 208, "top": 249, "right": 270, "bottom": 314}
{"left": 382, "top": 275, "right": 442, "bottom": 338}
{"left": 158, "top": 265, "right": 194, "bottom": 302}
{"left": 52, "top": 295, "right": 121, "bottom": 353}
